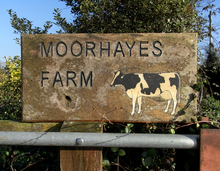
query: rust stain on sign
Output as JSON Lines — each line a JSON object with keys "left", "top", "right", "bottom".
{"left": 21, "top": 33, "right": 197, "bottom": 123}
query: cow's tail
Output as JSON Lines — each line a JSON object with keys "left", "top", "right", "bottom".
{"left": 177, "top": 73, "right": 181, "bottom": 103}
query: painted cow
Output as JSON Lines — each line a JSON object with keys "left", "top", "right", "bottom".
{"left": 110, "top": 71, "right": 181, "bottom": 115}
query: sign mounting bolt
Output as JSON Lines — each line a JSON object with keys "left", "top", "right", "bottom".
{"left": 76, "top": 138, "right": 84, "bottom": 145}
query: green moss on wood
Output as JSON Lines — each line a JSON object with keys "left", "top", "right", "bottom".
{"left": 60, "top": 121, "right": 103, "bottom": 133}
{"left": 0, "top": 120, "right": 62, "bottom": 132}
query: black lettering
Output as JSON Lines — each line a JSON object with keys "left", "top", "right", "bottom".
{"left": 86, "top": 42, "right": 95, "bottom": 57}
{"left": 71, "top": 41, "right": 82, "bottom": 57}
{"left": 56, "top": 41, "right": 67, "bottom": 57}
{"left": 41, "top": 71, "right": 49, "bottom": 86}
{"left": 100, "top": 42, "right": 110, "bottom": 57}
{"left": 53, "top": 72, "right": 63, "bottom": 87}
{"left": 139, "top": 41, "right": 148, "bottom": 57}
{"left": 66, "top": 71, "right": 77, "bottom": 86}
{"left": 125, "top": 42, "right": 135, "bottom": 56}
{"left": 80, "top": 71, "right": 92, "bottom": 87}
{"left": 41, "top": 42, "right": 53, "bottom": 57}
{"left": 113, "top": 42, "right": 124, "bottom": 57}
{"left": 152, "top": 41, "right": 162, "bottom": 57}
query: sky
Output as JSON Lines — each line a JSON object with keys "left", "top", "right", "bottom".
{"left": 0, "top": 0, "right": 220, "bottom": 63}
{"left": 198, "top": 0, "right": 220, "bottom": 54}
{"left": 0, "top": 0, "right": 72, "bottom": 62}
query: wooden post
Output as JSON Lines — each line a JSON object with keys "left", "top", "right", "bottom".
{"left": 200, "top": 129, "right": 220, "bottom": 171}
{"left": 60, "top": 121, "right": 103, "bottom": 171}
{"left": 0, "top": 120, "right": 62, "bottom": 132}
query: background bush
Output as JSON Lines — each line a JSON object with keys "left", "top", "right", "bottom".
{"left": 0, "top": 56, "right": 21, "bottom": 120}
{"left": 0, "top": 56, "right": 58, "bottom": 171}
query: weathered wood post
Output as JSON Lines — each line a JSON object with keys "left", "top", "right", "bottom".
{"left": 200, "top": 129, "right": 220, "bottom": 171}
{"left": 60, "top": 121, "right": 103, "bottom": 171}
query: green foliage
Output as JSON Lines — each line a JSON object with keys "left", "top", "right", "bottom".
{"left": 102, "top": 156, "right": 111, "bottom": 170}
{"left": 53, "top": 8, "right": 75, "bottom": 33}
{"left": 200, "top": 96, "right": 220, "bottom": 126}
{"left": 194, "top": 45, "right": 220, "bottom": 128}
{"left": 124, "top": 123, "right": 134, "bottom": 133}
{"left": 204, "top": 46, "right": 220, "bottom": 69}
{"left": 0, "top": 57, "right": 58, "bottom": 171}
{"left": 8, "top": 9, "right": 52, "bottom": 44}
{"left": 103, "top": 146, "right": 176, "bottom": 170}
{"left": 103, "top": 123, "right": 177, "bottom": 170}
{"left": 196, "top": 46, "right": 220, "bottom": 122}
{"left": 110, "top": 147, "right": 118, "bottom": 153}
{"left": 8, "top": 9, "right": 52, "bottom": 35}
{"left": 0, "top": 145, "right": 58, "bottom": 171}
{"left": 0, "top": 70, "right": 5, "bottom": 83}
{"left": 110, "top": 147, "right": 126, "bottom": 156}
{"left": 0, "top": 56, "right": 21, "bottom": 120}
{"left": 60, "top": 0, "right": 205, "bottom": 38}
{"left": 141, "top": 149, "right": 166, "bottom": 169}
{"left": 8, "top": 0, "right": 207, "bottom": 41}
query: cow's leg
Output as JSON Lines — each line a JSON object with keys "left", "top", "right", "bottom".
{"left": 137, "top": 96, "right": 142, "bottom": 113}
{"left": 131, "top": 92, "right": 138, "bottom": 115}
{"left": 127, "top": 90, "right": 136, "bottom": 115}
{"left": 171, "top": 96, "right": 178, "bottom": 115}
{"left": 164, "top": 99, "right": 171, "bottom": 113}
{"left": 160, "top": 91, "right": 172, "bottom": 113}
{"left": 131, "top": 96, "right": 137, "bottom": 115}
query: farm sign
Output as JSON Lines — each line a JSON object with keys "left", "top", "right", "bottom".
{"left": 22, "top": 33, "right": 197, "bottom": 122}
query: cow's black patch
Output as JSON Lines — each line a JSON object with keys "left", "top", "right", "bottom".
{"left": 169, "top": 74, "right": 179, "bottom": 90}
{"left": 141, "top": 73, "right": 165, "bottom": 95}
{"left": 112, "top": 72, "right": 140, "bottom": 91}
{"left": 111, "top": 72, "right": 124, "bottom": 86}
{"left": 122, "top": 74, "right": 140, "bottom": 91}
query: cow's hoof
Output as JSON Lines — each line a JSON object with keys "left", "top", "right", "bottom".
{"left": 131, "top": 112, "right": 134, "bottom": 115}
{"left": 138, "top": 111, "right": 143, "bottom": 116}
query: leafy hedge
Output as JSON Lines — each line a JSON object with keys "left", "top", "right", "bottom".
{"left": 0, "top": 56, "right": 58, "bottom": 170}
{"left": 0, "top": 56, "right": 21, "bottom": 120}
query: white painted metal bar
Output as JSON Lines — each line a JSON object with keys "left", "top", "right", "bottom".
{"left": 0, "top": 131, "right": 199, "bottom": 149}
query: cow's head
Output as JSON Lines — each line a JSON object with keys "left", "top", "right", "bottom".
{"left": 110, "top": 70, "right": 124, "bottom": 87}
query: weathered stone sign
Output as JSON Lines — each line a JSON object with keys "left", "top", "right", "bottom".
{"left": 22, "top": 33, "right": 197, "bottom": 122}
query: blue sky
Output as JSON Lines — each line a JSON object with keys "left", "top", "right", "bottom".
{"left": 0, "top": 0, "right": 219, "bottom": 63}
{"left": 0, "top": 0, "right": 72, "bottom": 62}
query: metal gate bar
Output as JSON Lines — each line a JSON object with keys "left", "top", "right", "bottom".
{"left": 0, "top": 131, "right": 199, "bottom": 149}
